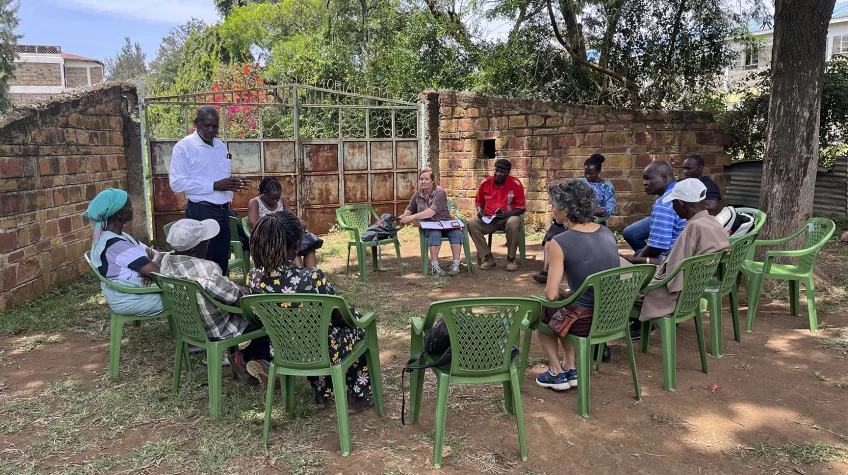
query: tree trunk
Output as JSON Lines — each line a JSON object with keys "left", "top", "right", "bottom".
{"left": 758, "top": 0, "right": 835, "bottom": 243}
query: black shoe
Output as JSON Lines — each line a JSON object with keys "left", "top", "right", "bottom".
{"left": 593, "top": 343, "right": 611, "bottom": 363}
{"left": 532, "top": 271, "right": 548, "bottom": 284}
{"left": 630, "top": 321, "right": 655, "bottom": 340}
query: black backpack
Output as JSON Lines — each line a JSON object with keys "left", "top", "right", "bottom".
{"left": 361, "top": 213, "right": 401, "bottom": 242}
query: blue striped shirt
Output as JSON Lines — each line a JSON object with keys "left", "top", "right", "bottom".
{"left": 647, "top": 182, "right": 687, "bottom": 257}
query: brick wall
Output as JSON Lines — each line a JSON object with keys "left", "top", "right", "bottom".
{"left": 65, "top": 67, "right": 89, "bottom": 88}
{"left": 0, "top": 82, "right": 142, "bottom": 312}
{"left": 8, "top": 62, "right": 62, "bottom": 87}
{"left": 421, "top": 91, "right": 730, "bottom": 230}
{"left": 10, "top": 93, "right": 56, "bottom": 105}
{"left": 90, "top": 67, "right": 103, "bottom": 84}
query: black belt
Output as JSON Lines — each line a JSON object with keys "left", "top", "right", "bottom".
{"left": 190, "top": 200, "right": 230, "bottom": 210}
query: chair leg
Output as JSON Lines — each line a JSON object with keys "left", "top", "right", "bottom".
{"left": 729, "top": 286, "right": 742, "bottom": 343}
{"left": 804, "top": 278, "right": 818, "bottom": 333}
{"left": 207, "top": 346, "right": 224, "bottom": 419}
{"left": 594, "top": 344, "right": 603, "bottom": 373}
{"left": 331, "top": 366, "right": 352, "bottom": 456}
{"left": 693, "top": 311, "right": 709, "bottom": 375}
{"left": 502, "top": 380, "right": 514, "bottom": 414}
{"left": 409, "top": 368, "right": 425, "bottom": 424}
{"left": 706, "top": 293, "right": 723, "bottom": 358}
{"left": 285, "top": 375, "right": 295, "bottom": 411}
{"left": 394, "top": 241, "right": 403, "bottom": 275}
{"left": 371, "top": 244, "right": 379, "bottom": 271}
{"left": 639, "top": 320, "right": 650, "bottom": 353}
{"left": 357, "top": 244, "right": 368, "bottom": 283}
{"left": 519, "top": 330, "right": 533, "bottom": 388}
{"left": 420, "top": 235, "right": 429, "bottom": 276}
{"left": 462, "top": 229, "right": 473, "bottom": 273}
{"left": 345, "top": 245, "right": 352, "bottom": 275}
{"left": 625, "top": 335, "right": 641, "bottom": 401}
{"left": 172, "top": 339, "right": 184, "bottom": 396}
{"left": 657, "top": 318, "right": 677, "bottom": 392}
{"left": 432, "top": 372, "right": 450, "bottom": 468}
{"left": 745, "top": 273, "right": 764, "bottom": 332}
{"left": 509, "top": 366, "right": 528, "bottom": 462}
{"left": 789, "top": 280, "right": 800, "bottom": 317}
{"left": 575, "top": 337, "right": 591, "bottom": 418}
{"left": 365, "top": 343, "right": 384, "bottom": 417}
{"left": 263, "top": 363, "right": 276, "bottom": 450}
{"left": 109, "top": 314, "right": 125, "bottom": 381}
{"left": 518, "top": 232, "right": 526, "bottom": 267}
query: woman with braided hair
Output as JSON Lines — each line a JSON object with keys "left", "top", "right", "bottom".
{"left": 247, "top": 177, "right": 322, "bottom": 267}
{"left": 246, "top": 211, "right": 372, "bottom": 413}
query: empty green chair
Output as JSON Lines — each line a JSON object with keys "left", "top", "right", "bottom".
{"left": 741, "top": 217, "right": 835, "bottom": 333}
{"left": 152, "top": 273, "right": 267, "bottom": 419}
{"left": 84, "top": 252, "right": 172, "bottom": 381}
{"left": 701, "top": 233, "right": 758, "bottom": 357}
{"left": 407, "top": 298, "right": 539, "bottom": 468}
{"left": 527, "top": 265, "right": 655, "bottom": 418}
{"left": 240, "top": 294, "right": 383, "bottom": 455}
{"left": 477, "top": 214, "right": 527, "bottom": 267}
{"left": 336, "top": 205, "right": 403, "bottom": 283}
{"left": 418, "top": 199, "right": 474, "bottom": 275}
{"left": 637, "top": 251, "right": 724, "bottom": 392}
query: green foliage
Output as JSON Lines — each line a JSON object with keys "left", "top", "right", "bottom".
{"left": 147, "top": 18, "right": 207, "bottom": 90}
{"left": 0, "top": 0, "right": 20, "bottom": 113}
{"left": 719, "top": 60, "right": 848, "bottom": 167}
{"left": 105, "top": 37, "right": 148, "bottom": 81}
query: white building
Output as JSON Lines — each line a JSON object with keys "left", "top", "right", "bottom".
{"left": 725, "top": 3, "right": 848, "bottom": 89}
{"left": 9, "top": 45, "right": 105, "bottom": 105}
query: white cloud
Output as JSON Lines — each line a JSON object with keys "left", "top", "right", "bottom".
{"left": 56, "top": 0, "right": 220, "bottom": 24}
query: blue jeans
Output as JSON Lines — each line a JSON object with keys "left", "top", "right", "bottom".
{"left": 424, "top": 228, "right": 463, "bottom": 246}
{"left": 623, "top": 216, "right": 651, "bottom": 254}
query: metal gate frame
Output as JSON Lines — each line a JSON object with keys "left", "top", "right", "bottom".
{"left": 140, "top": 84, "right": 422, "bottom": 239}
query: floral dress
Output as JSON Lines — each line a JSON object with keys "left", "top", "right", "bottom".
{"left": 247, "top": 263, "right": 370, "bottom": 401}
{"left": 580, "top": 178, "right": 617, "bottom": 218}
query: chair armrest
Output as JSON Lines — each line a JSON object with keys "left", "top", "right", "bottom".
{"left": 751, "top": 226, "right": 806, "bottom": 249}
{"left": 762, "top": 248, "right": 814, "bottom": 272}
{"left": 352, "top": 311, "right": 377, "bottom": 329}
{"left": 99, "top": 278, "right": 162, "bottom": 294}
{"left": 411, "top": 316, "right": 426, "bottom": 335}
{"left": 339, "top": 225, "right": 361, "bottom": 241}
{"left": 641, "top": 265, "right": 680, "bottom": 292}
{"left": 530, "top": 293, "right": 581, "bottom": 309}
{"left": 520, "top": 315, "right": 531, "bottom": 331}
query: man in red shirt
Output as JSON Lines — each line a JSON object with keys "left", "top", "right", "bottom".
{"left": 467, "top": 159, "right": 526, "bottom": 271}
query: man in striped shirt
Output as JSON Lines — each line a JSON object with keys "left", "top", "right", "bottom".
{"left": 623, "top": 161, "right": 686, "bottom": 262}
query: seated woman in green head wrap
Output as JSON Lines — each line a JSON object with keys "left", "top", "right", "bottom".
{"left": 85, "top": 189, "right": 164, "bottom": 316}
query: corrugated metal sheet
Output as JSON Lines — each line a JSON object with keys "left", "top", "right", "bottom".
{"left": 724, "top": 157, "right": 847, "bottom": 218}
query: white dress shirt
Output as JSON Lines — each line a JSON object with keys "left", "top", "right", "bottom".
{"left": 169, "top": 131, "right": 233, "bottom": 205}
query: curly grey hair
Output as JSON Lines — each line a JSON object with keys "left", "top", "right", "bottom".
{"left": 548, "top": 179, "right": 597, "bottom": 224}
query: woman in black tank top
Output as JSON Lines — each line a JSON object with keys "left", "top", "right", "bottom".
{"left": 535, "top": 180, "right": 621, "bottom": 391}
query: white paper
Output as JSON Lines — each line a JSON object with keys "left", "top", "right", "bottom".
{"left": 420, "top": 220, "right": 466, "bottom": 230}
{"left": 481, "top": 216, "right": 494, "bottom": 224}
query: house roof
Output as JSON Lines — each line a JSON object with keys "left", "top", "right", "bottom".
{"left": 750, "top": 2, "right": 848, "bottom": 33}
{"left": 61, "top": 52, "right": 101, "bottom": 63}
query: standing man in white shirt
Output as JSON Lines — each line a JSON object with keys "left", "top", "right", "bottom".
{"left": 169, "top": 106, "right": 247, "bottom": 274}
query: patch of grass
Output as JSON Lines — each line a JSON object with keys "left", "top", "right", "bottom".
{"left": 9, "top": 334, "right": 65, "bottom": 351}
{"left": 649, "top": 412, "right": 689, "bottom": 429}
{"left": 754, "top": 441, "right": 848, "bottom": 466}
{"left": 816, "top": 329, "right": 848, "bottom": 354}
{"left": 812, "top": 371, "right": 848, "bottom": 390}
{"left": 0, "top": 274, "right": 104, "bottom": 335}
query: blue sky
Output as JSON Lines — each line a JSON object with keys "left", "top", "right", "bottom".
{"left": 17, "top": 0, "right": 220, "bottom": 62}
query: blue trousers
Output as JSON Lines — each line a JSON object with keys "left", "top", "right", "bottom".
{"left": 186, "top": 201, "right": 231, "bottom": 275}
{"left": 623, "top": 216, "right": 651, "bottom": 254}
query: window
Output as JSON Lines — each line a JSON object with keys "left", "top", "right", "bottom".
{"left": 479, "top": 139, "right": 496, "bottom": 159}
{"left": 743, "top": 48, "right": 759, "bottom": 70}
{"left": 832, "top": 35, "right": 848, "bottom": 58}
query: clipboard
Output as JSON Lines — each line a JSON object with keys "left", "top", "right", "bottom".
{"left": 419, "top": 220, "right": 465, "bottom": 230}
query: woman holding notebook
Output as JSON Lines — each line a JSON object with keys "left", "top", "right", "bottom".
{"left": 400, "top": 168, "right": 463, "bottom": 276}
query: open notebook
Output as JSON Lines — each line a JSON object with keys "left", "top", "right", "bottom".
{"left": 419, "top": 220, "right": 465, "bottom": 230}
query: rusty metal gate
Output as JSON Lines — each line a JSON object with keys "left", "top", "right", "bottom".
{"left": 141, "top": 84, "right": 421, "bottom": 240}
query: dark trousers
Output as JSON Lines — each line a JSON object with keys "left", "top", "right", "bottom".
{"left": 186, "top": 201, "right": 231, "bottom": 275}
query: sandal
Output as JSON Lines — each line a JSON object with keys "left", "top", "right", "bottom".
{"left": 347, "top": 395, "right": 373, "bottom": 415}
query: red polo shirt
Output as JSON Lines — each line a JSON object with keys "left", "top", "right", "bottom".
{"left": 475, "top": 176, "right": 526, "bottom": 216}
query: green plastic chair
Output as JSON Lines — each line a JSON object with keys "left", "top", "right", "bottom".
{"left": 151, "top": 273, "right": 268, "bottom": 419}
{"left": 163, "top": 219, "right": 249, "bottom": 280}
{"left": 477, "top": 214, "right": 527, "bottom": 267}
{"left": 741, "top": 217, "right": 835, "bottom": 333}
{"left": 242, "top": 215, "right": 251, "bottom": 238}
{"left": 637, "top": 251, "right": 725, "bottom": 392}
{"left": 594, "top": 214, "right": 610, "bottom": 224}
{"left": 701, "top": 233, "right": 758, "bottom": 357}
{"left": 732, "top": 207, "right": 767, "bottom": 242}
{"left": 335, "top": 205, "right": 403, "bottom": 283}
{"left": 240, "top": 294, "right": 383, "bottom": 455}
{"left": 418, "top": 199, "right": 474, "bottom": 275}
{"left": 527, "top": 265, "right": 655, "bottom": 418}
{"left": 84, "top": 252, "right": 173, "bottom": 381}
{"left": 407, "top": 298, "right": 539, "bottom": 468}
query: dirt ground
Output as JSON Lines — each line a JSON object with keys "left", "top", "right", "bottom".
{"left": 1, "top": 230, "right": 847, "bottom": 474}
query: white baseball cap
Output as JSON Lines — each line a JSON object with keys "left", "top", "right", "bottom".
{"left": 662, "top": 178, "right": 707, "bottom": 204}
{"left": 167, "top": 219, "right": 220, "bottom": 251}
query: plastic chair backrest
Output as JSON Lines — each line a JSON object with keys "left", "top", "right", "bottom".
{"left": 84, "top": 251, "right": 160, "bottom": 294}
{"left": 242, "top": 216, "right": 251, "bottom": 237}
{"left": 798, "top": 218, "right": 836, "bottom": 271}
{"left": 163, "top": 221, "right": 174, "bottom": 240}
{"left": 447, "top": 199, "right": 466, "bottom": 222}
{"left": 427, "top": 298, "right": 539, "bottom": 378}
{"left": 229, "top": 215, "right": 243, "bottom": 242}
{"left": 151, "top": 273, "right": 211, "bottom": 340}
{"left": 720, "top": 233, "right": 757, "bottom": 294}
{"left": 670, "top": 251, "right": 725, "bottom": 317}
{"left": 732, "top": 207, "right": 767, "bottom": 241}
{"left": 241, "top": 293, "right": 350, "bottom": 369}
{"left": 336, "top": 205, "right": 377, "bottom": 241}
{"left": 587, "top": 264, "right": 656, "bottom": 338}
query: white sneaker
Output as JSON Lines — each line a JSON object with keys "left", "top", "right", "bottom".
{"left": 430, "top": 263, "right": 446, "bottom": 277}
{"left": 448, "top": 262, "right": 460, "bottom": 276}
{"left": 201, "top": 353, "right": 231, "bottom": 367}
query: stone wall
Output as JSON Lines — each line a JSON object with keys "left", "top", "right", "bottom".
{"left": 65, "top": 67, "right": 89, "bottom": 88}
{"left": 8, "top": 62, "right": 62, "bottom": 87}
{"left": 90, "top": 67, "right": 103, "bottom": 84}
{"left": 0, "top": 82, "right": 143, "bottom": 312}
{"left": 422, "top": 91, "right": 730, "bottom": 230}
